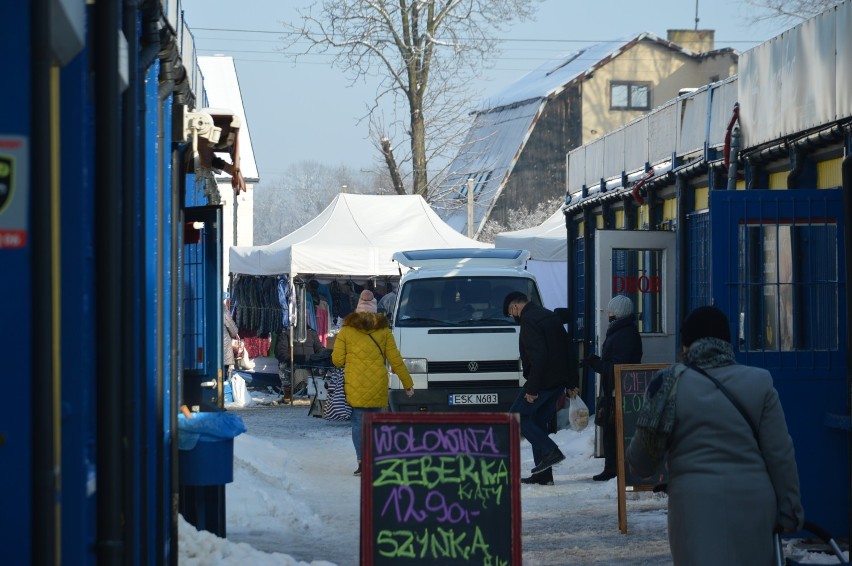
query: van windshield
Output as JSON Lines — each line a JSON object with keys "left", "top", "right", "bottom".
{"left": 394, "top": 276, "right": 542, "bottom": 327}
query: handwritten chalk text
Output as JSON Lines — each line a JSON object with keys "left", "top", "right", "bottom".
{"left": 376, "top": 526, "right": 508, "bottom": 565}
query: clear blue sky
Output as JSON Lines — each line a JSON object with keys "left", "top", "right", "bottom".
{"left": 181, "top": 0, "right": 791, "bottom": 183}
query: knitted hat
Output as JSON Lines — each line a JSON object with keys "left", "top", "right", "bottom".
{"left": 607, "top": 295, "right": 633, "bottom": 320}
{"left": 502, "top": 291, "right": 527, "bottom": 316}
{"left": 681, "top": 305, "right": 731, "bottom": 346}
{"left": 356, "top": 290, "right": 377, "bottom": 313}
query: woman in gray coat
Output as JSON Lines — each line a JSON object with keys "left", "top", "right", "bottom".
{"left": 223, "top": 300, "right": 240, "bottom": 374}
{"left": 627, "top": 306, "right": 803, "bottom": 566}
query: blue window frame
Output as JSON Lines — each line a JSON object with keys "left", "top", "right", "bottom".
{"left": 574, "top": 236, "right": 585, "bottom": 335}
{"left": 686, "top": 210, "right": 711, "bottom": 312}
{"left": 738, "top": 222, "right": 838, "bottom": 351}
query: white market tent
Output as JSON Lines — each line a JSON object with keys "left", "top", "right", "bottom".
{"left": 494, "top": 208, "right": 567, "bottom": 310}
{"left": 229, "top": 193, "right": 491, "bottom": 278}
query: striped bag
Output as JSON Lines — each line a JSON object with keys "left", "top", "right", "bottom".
{"left": 323, "top": 368, "right": 352, "bottom": 421}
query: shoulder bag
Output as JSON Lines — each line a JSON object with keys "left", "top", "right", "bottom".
{"left": 688, "top": 364, "right": 760, "bottom": 446}
{"left": 367, "top": 333, "right": 387, "bottom": 364}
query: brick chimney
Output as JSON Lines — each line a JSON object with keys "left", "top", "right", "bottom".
{"left": 667, "top": 29, "right": 715, "bottom": 53}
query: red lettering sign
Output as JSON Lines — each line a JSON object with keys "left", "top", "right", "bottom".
{"left": 612, "top": 275, "right": 661, "bottom": 294}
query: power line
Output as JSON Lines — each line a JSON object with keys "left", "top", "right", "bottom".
{"left": 190, "top": 26, "right": 766, "bottom": 45}
{"left": 194, "top": 47, "right": 751, "bottom": 67}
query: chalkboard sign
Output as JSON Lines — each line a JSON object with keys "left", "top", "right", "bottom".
{"left": 360, "top": 412, "right": 522, "bottom": 566}
{"left": 614, "top": 363, "right": 671, "bottom": 533}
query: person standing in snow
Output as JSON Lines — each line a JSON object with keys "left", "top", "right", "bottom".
{"left": 504, "top": 291, "right": 577, "bottom": 486}
{"left": 627, "top": 306, "right": 803, "bottom": 565}
{"left": 585, "top": 294, "right": 643, "bottom": 481}
{"left": 223, "top": 298, "right": 240, "bottom": 382}
{"left": 332, "top": 290, "right": 414, "bottom": 476}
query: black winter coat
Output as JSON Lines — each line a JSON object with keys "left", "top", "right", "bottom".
{"left": 590, "top": 314, "right": 642, "bottom": 396}
{"left": 518, "top": 303, "right": 577, "bottom": 394}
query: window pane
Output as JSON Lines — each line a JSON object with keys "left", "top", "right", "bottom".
{"left": 739, "top": 222, "right": 838, "bottom": 352}
{"left": 612, "top": 84, "right": 628, "bottom": 107}
{"left": 611, "top": 248, "right": 663, "bottom": 333}
{"left": 777, "top": 226, "right": 795, "bottom": 351}
{"left": 762, "top": 225, "right": 780, "bottom": 351}
{"left": 796, "top": 224, "right": 838, "bottom": 350}
{"left": 396, "top": 277, "right": 541, "bottom": 327}
{"left": 631, "top": 84, "right": 649, "bottom": 108}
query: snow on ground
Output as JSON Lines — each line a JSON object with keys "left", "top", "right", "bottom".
{"left": 178, "top": 390, "right": 847, "bottom": 565}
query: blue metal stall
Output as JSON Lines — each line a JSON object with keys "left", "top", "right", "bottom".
{"left": 712, "top": 188, "right": 849, "bottom": 536}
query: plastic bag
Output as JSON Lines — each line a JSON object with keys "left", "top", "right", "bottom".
{"left": 229, "top": 373, "right": 255, "bottom": 407}
{"left": 568, "top": 396, "right": 590, "bottom": 431}
{"left": 236, "top": 350, "right": 255, "bottom": 370}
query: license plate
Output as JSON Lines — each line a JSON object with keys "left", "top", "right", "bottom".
{"left": 448, "top": 393, "right": 499, "bottom": 405}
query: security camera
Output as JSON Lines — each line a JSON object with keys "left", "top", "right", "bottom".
{"left": 183, "top": 110, "right": 222, "bottom": 145}
{"left": 200, "top": 108, "right": 242, "bottom": 150}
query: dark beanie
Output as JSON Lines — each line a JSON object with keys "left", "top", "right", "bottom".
{"left": 681, "top": 306, "right": 731, "bottom": 346}
{"left": 502, "top": 291, "right": 527, "bottom": 316}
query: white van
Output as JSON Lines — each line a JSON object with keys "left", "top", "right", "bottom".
{"left": 387, "top": 248, "right": 543, "bottom": 412}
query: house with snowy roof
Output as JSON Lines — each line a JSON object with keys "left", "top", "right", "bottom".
{"left": 433, "top": 30, "right": 738, "bottom": 238}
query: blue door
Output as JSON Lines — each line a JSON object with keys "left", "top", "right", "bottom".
{"left": 711, "top": 188, "right": 848, "bottom": 536}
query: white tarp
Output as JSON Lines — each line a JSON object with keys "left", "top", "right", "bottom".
{"left": 494, "top": 209, "right": 567, "bottom": 310}
{"left": 493, "top": 209, "right": 566, "bottom": 260}
{"left": 229, "top": 193, "right": 491, "bottom": 277}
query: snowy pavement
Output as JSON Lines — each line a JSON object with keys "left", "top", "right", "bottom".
{"left": 178, "top": 394, "right": 846, "bottom": 565}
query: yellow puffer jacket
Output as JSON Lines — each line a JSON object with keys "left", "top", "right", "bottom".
{"left": 332, "top": 312, "right": 414, "bottom": 408}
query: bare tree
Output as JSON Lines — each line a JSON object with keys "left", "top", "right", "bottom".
{"left": 743, "top": 0, "right": 838, "bottom": 26}
{"left": 284, "top": 0, "right": 539, "bottom": 198}
{"left": 252, "top": 161, "right": 385, "bottom": 244}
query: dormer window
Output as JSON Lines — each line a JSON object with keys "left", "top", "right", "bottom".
{"left": 457, "top": 171, "right": 492, "bottom": 200}
{"left": 610, "top": 81, "right": 651, "bottom": 111}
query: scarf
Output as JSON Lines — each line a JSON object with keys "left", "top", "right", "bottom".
{"left": 636, "top": 337, "right": 736, "bottom": 461}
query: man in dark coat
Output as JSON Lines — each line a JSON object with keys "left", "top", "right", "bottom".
{"left": 504, "top": 292, "right": 578, "bottom": 485}
{"left": 586, "top": 294, "right": 643, "bottom": 480}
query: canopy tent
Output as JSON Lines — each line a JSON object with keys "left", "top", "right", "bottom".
{"left": 494, "top": 209, "right": 567, "bottom": 310}
{"left": 229, "top": 193, "right": 491, "bottom": 277}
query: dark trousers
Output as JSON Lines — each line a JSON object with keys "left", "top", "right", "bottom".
{"left": 509, "top": 387, "right": 562, "bottom": 466}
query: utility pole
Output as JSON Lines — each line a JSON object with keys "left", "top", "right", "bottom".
{"left": 466, "top": 178, "right": 475, "bottom": 239}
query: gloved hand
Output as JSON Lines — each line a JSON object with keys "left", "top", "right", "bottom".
{"left": 581, "top": 354, "right": 600, "bottom": 369}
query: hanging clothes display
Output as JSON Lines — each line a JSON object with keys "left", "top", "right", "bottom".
{"left": 310, "top": 279, "right": 334, "bottom": 319}
{"left": 277, "top": 275, "right": 291, "bottom": 328}
{"left": 316, "top": 299, "right": 330, "bottom": 346}
{"left": 230, "top": 274, "right": 287, "bottom": 337}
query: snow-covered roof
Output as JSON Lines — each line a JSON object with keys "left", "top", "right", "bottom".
{"left": 437, "top": 32, "right": 710, "bottom": 236}
{"left": 197, "top": 55, "right": 259, "bottom": 182}
{"left": 436, "top": 100, "right": 544, "bottom": 234}
{"left": 476, "top": 32, "right": 695, "bottom": 113}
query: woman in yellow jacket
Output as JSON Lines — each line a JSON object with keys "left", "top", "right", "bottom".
{"left": 332, "top": 290, "right": 414, "bottom": 475}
